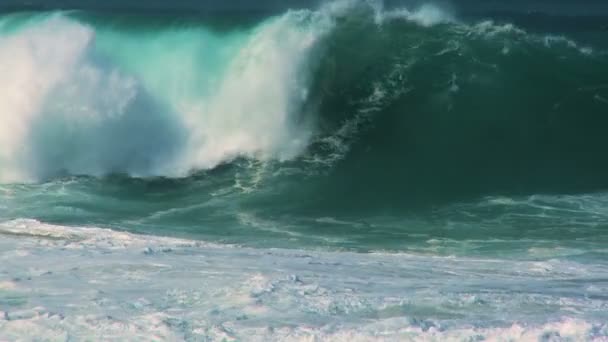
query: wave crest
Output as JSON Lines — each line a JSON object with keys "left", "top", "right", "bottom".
{"left": 0, "top": 8, "right": 334, "bottom": 183}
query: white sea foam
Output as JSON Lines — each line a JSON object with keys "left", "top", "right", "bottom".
{"left": 0, "top": 219, "right": 607, "bottom": 341}
{"left": 381, "top": 4, "right": 455, "bottom": 27}
{"left": 0, "top": 8, "right": 334, "bottom": 183}
{"left": 0, "top": 15, "right": 183, "bottom": 182}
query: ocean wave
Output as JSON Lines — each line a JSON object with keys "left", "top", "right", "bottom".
{"left": 0, "top": 7, "right": 333, "bottom": 182}
{"left": 0, "top": 0, "right": 607, "bottom": 207}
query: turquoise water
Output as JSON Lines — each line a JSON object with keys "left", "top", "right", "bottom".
{"left": 1, "top": 1, "right": 608, "bottom": 340}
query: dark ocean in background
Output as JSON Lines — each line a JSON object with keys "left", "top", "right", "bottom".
{"left": 1, "top": 0, "right": 608, "bottom": 340}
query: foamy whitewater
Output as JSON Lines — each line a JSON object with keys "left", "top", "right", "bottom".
{"left": 1, "top": 0, "right": 608, "bottom": 340}
{"left": 1, "top": 219, "right": 607, "bottom": 341}
{"left": 0, "top": 9, "right": 330, "bottom": 182}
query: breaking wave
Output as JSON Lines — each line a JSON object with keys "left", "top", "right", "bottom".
{"left": 1, "top": 0, "right": 607, "bottom": 207}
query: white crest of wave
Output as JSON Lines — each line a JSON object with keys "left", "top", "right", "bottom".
{"left": 373, "top": 2, "right": 455, "bottom": 27}
{"left": 0, "top": 16, "right": 185, "bottom": 182}
{"left": 0, "top": 16, "right": 91, "bottom": 182}
{"left": 0, "top": 9, "right": 334, "bottom": 183}
{"left": 180, "top": 10, "right": 332, "bottom": 173}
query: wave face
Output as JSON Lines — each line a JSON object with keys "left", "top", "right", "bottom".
{"left": 1, "top": 0, "right": 607, "bottom": 205}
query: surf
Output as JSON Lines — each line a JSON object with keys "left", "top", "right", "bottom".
{"left": 0, "top": 0, "right": 607, "bottom": 208}
{"left": 0, "top": 6, "right": 336, "bottom": 183}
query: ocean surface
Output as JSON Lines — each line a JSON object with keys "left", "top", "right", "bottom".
{"left": 1, "top": 0, "right": 608, "bottom": 340}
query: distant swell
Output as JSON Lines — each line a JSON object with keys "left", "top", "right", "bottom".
{"left": 1, "top": 0, "right": 608, "bottom": 207}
